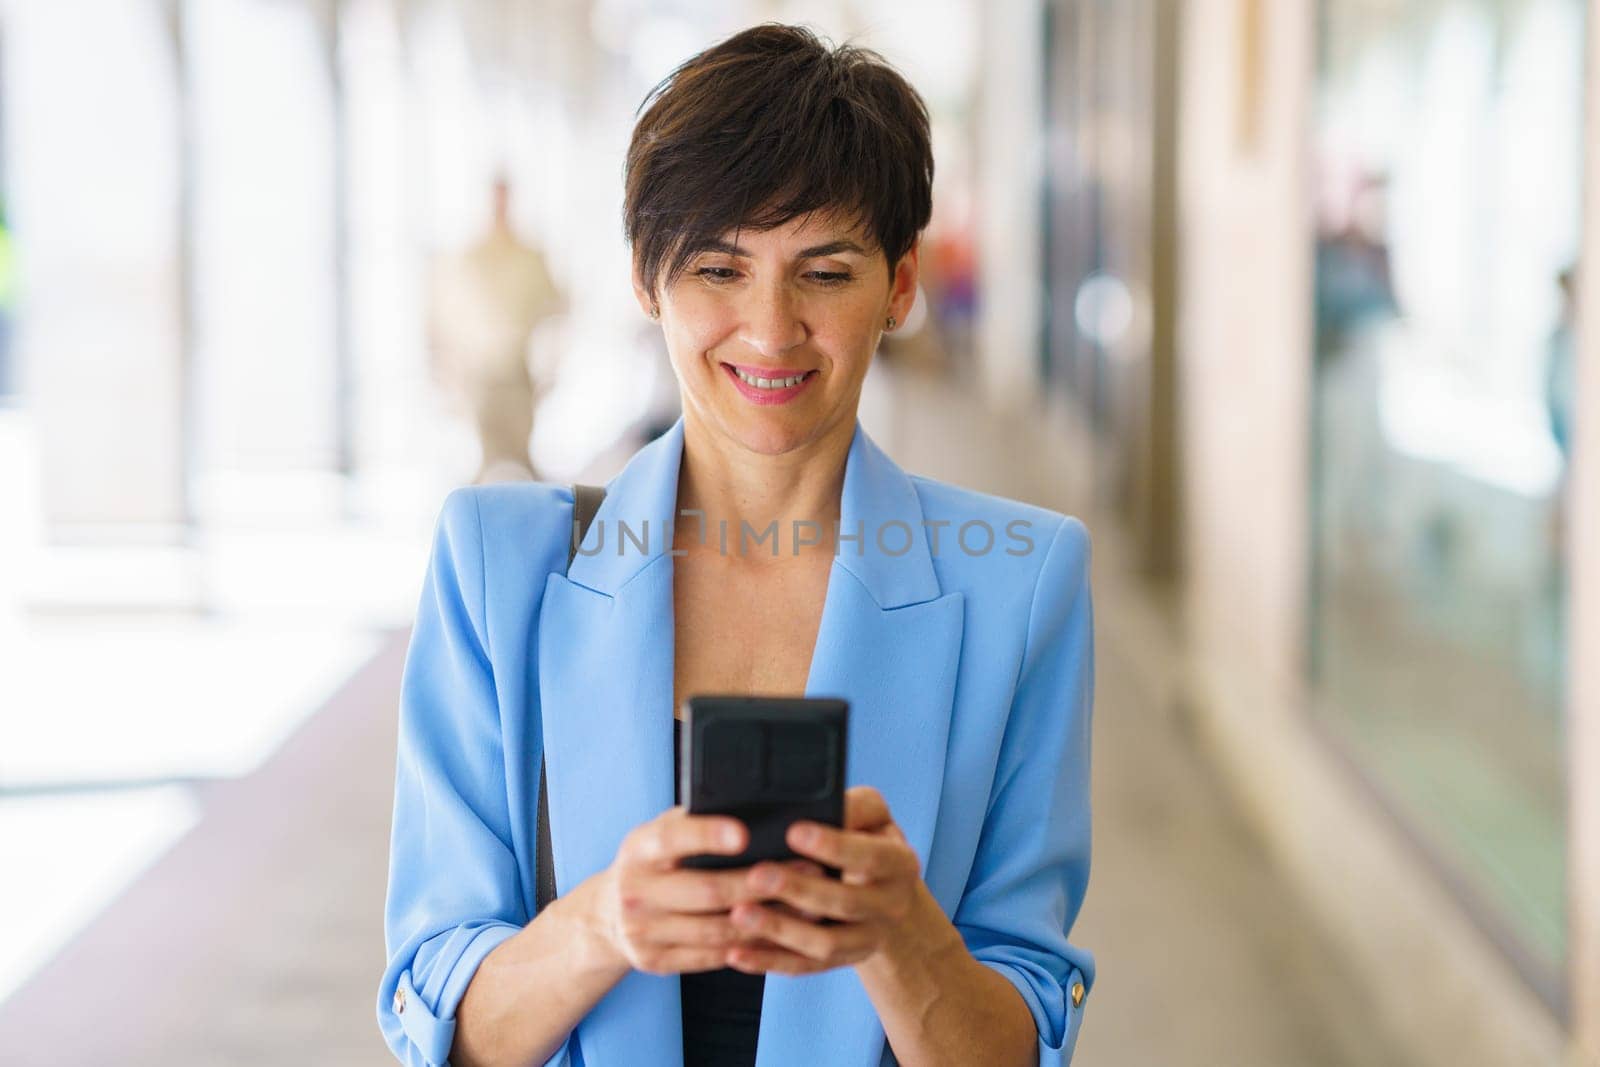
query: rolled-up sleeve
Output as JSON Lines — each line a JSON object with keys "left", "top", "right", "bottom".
{"left": 955, "top": 516, "right": 1096, "bottom": 1065}
{"left": 377, "top": 489, "right": 556, "bottom": 1066}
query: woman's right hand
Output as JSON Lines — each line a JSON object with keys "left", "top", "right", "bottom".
{"left": 586, "top": 806, "right": 802, "bottom": 976}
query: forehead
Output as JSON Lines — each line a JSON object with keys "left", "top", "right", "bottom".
{"left": 708, "top": 209, "right": 876, "bottom": 254}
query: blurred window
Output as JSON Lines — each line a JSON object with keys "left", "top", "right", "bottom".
{"left": 1308, "top": 0, "right": 1581, "bottom": 1011}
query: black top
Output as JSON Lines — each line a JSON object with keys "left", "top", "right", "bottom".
{"left": 674, "top": 718, "right": 765, "bottom": 1066}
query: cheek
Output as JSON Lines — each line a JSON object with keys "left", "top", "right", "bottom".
{"left": 666, "top": 296, "right": 739, "bottom": 360}
{"left": 814, "top": 308, "right": 882, "bottom": 372}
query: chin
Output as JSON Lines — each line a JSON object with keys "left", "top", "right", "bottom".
{"left": 732, "top": 415, "right": 819, "bottom": 454}
{"left": 723, "top": 414, "right": 816, "bottom": 456}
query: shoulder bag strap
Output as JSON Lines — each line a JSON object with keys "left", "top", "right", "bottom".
{"left": 536, "top": 483, "right": 606, "bottom": 911}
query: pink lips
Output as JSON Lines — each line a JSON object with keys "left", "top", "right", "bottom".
{"left": 721, "top": 362, "right": 817, "bottom": 406}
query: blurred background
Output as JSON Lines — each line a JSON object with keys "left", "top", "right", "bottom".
{"left": 0, "top": 0, "right": 1596, "bottom": 1064}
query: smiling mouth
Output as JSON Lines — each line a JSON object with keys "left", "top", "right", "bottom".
{"left": 722, "top": 364, "right": 817, "bottom": 390}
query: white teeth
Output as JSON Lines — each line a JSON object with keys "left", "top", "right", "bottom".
{"left": 734, "top": 368, "right": 808, "bottom": 389}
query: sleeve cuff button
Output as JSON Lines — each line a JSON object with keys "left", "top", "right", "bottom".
{"left": 394, "top": 987, "right": 407, "bottom": 1014}
{"left": 1070, "top": 981, "right": 1085, "bottom": 1008}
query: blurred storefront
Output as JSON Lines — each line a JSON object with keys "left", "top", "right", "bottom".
{"left": 1132, "top": 0, "right": 1593, "bottom": 1062}
{"left": 1307, "top": 0, "right": 1582, "bottom": 1015}
{"left": 981, "top": 0, "right": 1599, "bottom": 1063}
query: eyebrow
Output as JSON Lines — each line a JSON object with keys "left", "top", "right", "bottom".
{"left": 694, "top": 238, "right": 869, "bottom": 259}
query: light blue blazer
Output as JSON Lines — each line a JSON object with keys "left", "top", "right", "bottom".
{"left": 379, "top": 416, "right": 1096, "bottom": 1066}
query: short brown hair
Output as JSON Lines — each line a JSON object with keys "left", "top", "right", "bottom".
{"left": 624, "top": 24, "right": 933, "bottom": 295}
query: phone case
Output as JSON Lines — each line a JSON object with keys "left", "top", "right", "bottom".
{"left": 679, "top": 695, "right": 848, "bottom": 873}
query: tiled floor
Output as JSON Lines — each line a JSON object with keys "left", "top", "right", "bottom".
{"left": 0, "top": 368, "right": 1414, "bottom": 1065}
{"left": 0, "top": 634, "right": 409, "bottom": 1066}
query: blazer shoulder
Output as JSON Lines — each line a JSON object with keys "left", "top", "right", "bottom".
{"left": 908, "top": 473, "right": 1090, "bottom": 576}
{"left": 907, "top": 476, "right": 1091, "bottom": 701}
{"left": 435, "top": 481, "right": 576, "bottom": 575}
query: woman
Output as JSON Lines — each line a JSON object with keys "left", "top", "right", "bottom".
{"left": 379, "top": 24, "right": 1094, "bottom": 1067}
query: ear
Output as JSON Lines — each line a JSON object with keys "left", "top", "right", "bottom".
{"left": 631, "top": 261, "right": 659, "bottom": 319}
{"left": 886, "top": 237, "right": 921, "bottom": 326}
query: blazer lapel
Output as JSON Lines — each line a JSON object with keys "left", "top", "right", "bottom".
{"left": 538, "top": 421, "right": 687, "bottom": 1067}
{"left": 756, "top": 425, "right": 966, "bottom": 1067}
{"left": 538, "top": 417, "right": 965, "bottom": 1067}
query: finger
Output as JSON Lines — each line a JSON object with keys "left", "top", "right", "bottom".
{"left": 786, "top": 823, "right": 915, "bottom": 883}
{"left": 724, "top": 944, "right": 830, "bottom": 976}
{"left": 842, "top": 786, "right": 892, "bottom": 831}
{"left": 728, "top": 903, "right": 878, "bottom": 964}
{"left": 745, "top": 862, "right": 888, "bottom": 923}
{"left": 776, "top": 859, "right": 825, "bottom": 917}
{"left": 623, "top": 867, "right": 766, "bottom": 914}
{"left": 624, "top": 911, "right": 753, "bottom": 950}
{"left": 635, "top": 945, "right": 741, "bottom": 977}
{"left": 783, "top": 858, "right": 826, "bottom": 880}
{"left": 765, "top": 900, "right": 826, "bottom": 923}
{"left": 629, "top": 811, "right": 746, "bottom": 867}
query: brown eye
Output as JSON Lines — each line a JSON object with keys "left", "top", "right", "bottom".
{"left": 697, "top": 267, "right": 739, "bottom": 282}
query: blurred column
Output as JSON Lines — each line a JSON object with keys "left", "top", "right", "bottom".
{"left": 974, "top": 0, "right": 1045, "bottom": 413}
{"left": 168, "top": 0, "right": 198, "bottom": 531}
{"left": 1035, "top": 0, "right": 1181, "bottom": 581}
{"left": 314, "top": 0, "right": 356, "bottom": 482}
{"left": 187, "top": 0, "right": 340, "bottom": 508}
{"left": 4, "top": 1, "right": 188, "bottom": 536}
{"left": 344, "top": 0, "right": 436, "bottom": 508}
{"left": 1136, "top": 0, "right": 1181, "bottom": 581}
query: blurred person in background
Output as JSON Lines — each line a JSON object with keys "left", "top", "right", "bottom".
{"left": 922, "top": 211, "right": 977, "bottom": 365}
{"left": 1313, "top": 172, "right": 1401, "bottom": 565}
{"left": 1542, "top": 266, "right": 1577, "bottom": 688}
{"left": 381, "top": 24, "right": 1094, "bottom": 1067}
{"left": 1546, "top": 267, "right": 1576, "bottom": 465}
{"left": 1313, "top": 171, "right": 1397, "bottom": 368}
{"left": 427, "top": 174, "right": 564, "bottom": 483}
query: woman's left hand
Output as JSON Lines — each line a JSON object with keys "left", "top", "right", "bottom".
{"left": 724, "top": 785, "right": 924, "bottom": 975}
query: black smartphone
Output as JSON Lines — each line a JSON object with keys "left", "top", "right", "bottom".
{"left": 679, "top": 695, "right": 848, "bottom": 873}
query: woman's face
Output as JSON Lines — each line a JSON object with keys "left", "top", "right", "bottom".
{"left": 637, "top": 211, "right": 919, "bottom": 458}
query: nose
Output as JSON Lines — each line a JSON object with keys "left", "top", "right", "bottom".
{"left": 737, "top": 278, "right": 807, "bottom": 359}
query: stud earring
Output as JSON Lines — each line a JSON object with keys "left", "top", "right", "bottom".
{"left": 649, "top": 304, "right": 660, "bottom": 320}
{"left": 885, "top": 315, "right": 896, "bottom": 330}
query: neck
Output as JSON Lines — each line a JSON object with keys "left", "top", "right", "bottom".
{"left": 675, "top": 413, "right": 854, "bottom": 557}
